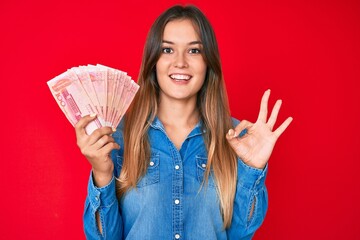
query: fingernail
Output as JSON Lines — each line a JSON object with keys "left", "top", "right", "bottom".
{"left": 112, "top": 127, "right": 116, "bottom": 132}
{"left": 228, "top": 129, "right": 236, "bottom": 138}
{"left": 90, "top": 113, "right": 96, "bottom": 117}
{"left": 239, "top": 128, "right": 248, "bottom": 137}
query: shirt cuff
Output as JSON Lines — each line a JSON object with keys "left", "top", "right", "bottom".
{"left": 87, "top": 171, "right": 117, "bottom": 211}
{"left": 237, "top": 158, "right": 268, "bottom": 191}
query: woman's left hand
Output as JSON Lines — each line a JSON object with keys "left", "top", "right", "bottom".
{"left": 226, "top": 89, "right": 293, "bottom": 169}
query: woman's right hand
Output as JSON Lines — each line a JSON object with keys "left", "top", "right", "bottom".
{"left": 75, "top": 114, "right": 120, "bottom": 187}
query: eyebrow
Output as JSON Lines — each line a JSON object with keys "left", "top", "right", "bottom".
{"left": 162, "top": 40, "right": 203, "bottom": 45}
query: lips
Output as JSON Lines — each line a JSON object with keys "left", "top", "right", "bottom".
{"left": 169, "top": 74, "right": 192, "bottom": 81}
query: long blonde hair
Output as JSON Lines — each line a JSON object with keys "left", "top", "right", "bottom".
{"left": 117, "top": 5, "right": 238, "bottom": 228}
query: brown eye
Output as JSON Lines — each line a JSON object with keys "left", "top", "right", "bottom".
{"left": 189, "top": 48, "right": 201, "bottom": 54}
{"left": 162, "top": 48, "right": 173, "bottom": 54}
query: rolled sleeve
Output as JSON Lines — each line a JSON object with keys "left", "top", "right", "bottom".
{"left": 87, "top": 171, "right": 117, "bottom": 212}
{"left": 237, "top": 159, "right": 268, "bottom": 191}
{"left": 227, "top": 159, "right": 269, "bottom": 239}
{"left": 84, "top": 171, "right": 122, "bottom": 240}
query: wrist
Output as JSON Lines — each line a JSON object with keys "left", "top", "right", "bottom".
{"left": 243, "top": 160, "right": 266, "bottom": 170}
{"left": 92, "top": 167, "right": 114, "bottom": 187}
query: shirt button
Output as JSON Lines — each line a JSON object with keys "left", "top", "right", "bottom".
{"left": 201, "top": 163, "right": 206, "bottom": 168}
{"left": 174, "top": 199, "right": 180, "bottom": 205}
{"left": 175, "top": 234, "right": 180, "bottom": 239}
{"left": 149, "top": 161, "right": 154, "bottom": 166}
{"left": 175, "top": 165, "right": 180, "bottom": 170}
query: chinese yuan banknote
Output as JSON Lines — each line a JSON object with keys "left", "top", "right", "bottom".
{"left": 47, "top": 64, "right": 139, "bottom": 134}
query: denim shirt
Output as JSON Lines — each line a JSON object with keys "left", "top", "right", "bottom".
{"left": 84, "top": 117, "right": 268, "bottom": 240}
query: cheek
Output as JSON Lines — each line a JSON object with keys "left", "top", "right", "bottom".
{"left": 155, "top": 61, "right": 167, "bottom": 86}
{"left": 197, "top": 63, "right": 207, "bottom": 80}
{"left": 155, "top": 61, "right": 161, "bottom": 73}
{"left": 156, "top": 58, "right": 168, "bottom": 74}
{"left": 199, "top": 66, "right": 207, "bottom": 87}
{"left": 195, "top": 67, "right": 207, "bottom": 89}
{"left": 194, "top": 58, "right": 207, "bottom": 74}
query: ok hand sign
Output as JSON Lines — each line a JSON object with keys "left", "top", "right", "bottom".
{"left": 226, "top": 90, "right": 293, "bottom": 169}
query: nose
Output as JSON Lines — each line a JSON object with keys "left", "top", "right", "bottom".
{"left": 173, "top": 52, "right": 188, "bottom": 68}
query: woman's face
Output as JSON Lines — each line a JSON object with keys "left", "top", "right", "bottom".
{"left": 156, "top": 19, "right": 207, "bottom": 103}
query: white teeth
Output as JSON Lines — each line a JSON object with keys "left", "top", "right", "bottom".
{"left": 170, "top": 74, "right": 191, "bottom": 80}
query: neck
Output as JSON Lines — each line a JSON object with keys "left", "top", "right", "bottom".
{"left": 157, "top": 96, "right": 199, "bottom": 128}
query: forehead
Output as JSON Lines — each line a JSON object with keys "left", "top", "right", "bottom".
{"left": 163, "top": 19, "right": 200, "bottom": 41}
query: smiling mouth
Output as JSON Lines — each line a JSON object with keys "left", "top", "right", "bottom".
{"left": 169, "top": 74, "right": 192, "bottom": 81}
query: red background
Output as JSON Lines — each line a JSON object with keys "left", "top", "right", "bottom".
{"left": 1, "top": 0, "right": 359, "bottom": 239}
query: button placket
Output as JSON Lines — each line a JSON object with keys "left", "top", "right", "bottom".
{"left": 171, "top": 147, "right": 183, "bottom": 240}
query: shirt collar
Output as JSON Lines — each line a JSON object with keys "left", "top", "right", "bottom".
{"left": 149, "top": 116, "right": 205, "bottom": 138}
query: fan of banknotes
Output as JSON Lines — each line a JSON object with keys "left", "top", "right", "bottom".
{"left": 47, "top": 64, "right": 139, "bottom": 134}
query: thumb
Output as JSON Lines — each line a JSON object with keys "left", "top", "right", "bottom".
{"left": 75, "top": 114, "right": 97, "bottom": 137}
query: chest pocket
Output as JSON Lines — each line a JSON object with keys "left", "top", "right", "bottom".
{"left": 196, "top": 155, "right": 216, "bottom": 188}
{"left": 137, "top": 154, "right": 160, "bottom": 187}
{"left": 116, "top": 154, "right": 160, "bottom": 188}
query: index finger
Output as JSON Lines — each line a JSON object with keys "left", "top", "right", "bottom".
{"left": 75, "top": 114, "right": 97, "bottom": 137}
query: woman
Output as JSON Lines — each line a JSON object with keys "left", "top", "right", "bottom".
{"left": 76, "top": 5, "right": 292, "bottom": 240}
